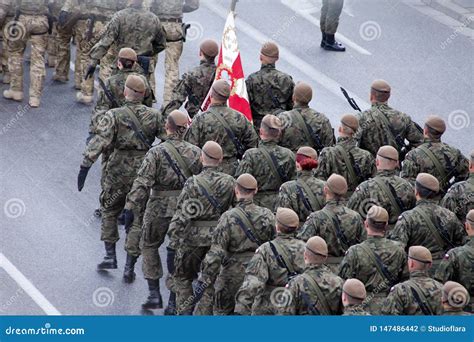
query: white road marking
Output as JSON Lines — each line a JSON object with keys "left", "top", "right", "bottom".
{"left": 202, "top": 0, "right": 370, "bottom": 108}
{"left": 0, "top": 253, "right": 62, "bottom": 316}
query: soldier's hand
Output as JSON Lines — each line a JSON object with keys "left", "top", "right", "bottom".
{"left": 123, "top": 209, "right": 134, "bottom": 234}
{"left": 84, "top": 64, "right": 97, "bottom": 80}
{"left": 77, "top": 166, "right": 90, "bottom": 192}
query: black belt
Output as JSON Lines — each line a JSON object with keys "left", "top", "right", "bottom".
{"left": 160, "top": 18, "right": 182, "bottom": 23}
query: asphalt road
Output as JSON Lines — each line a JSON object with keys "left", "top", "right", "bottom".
{"left": 0, "top": 0, "right": 473, "bottom": 315}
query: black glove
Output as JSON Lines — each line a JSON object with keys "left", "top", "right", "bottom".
{"left": 193, "top": 280, "right": 207, "bottom": 305}
{"left": 84, "top": 64, "right": 97, "bottom": 80}
{"left": 77, "top": 166, "right": 90, "bottom": 192}
{"left": 123, "top": 209, "right": 134, "bottom": 234}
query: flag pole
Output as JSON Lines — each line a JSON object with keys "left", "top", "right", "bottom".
{"left": 230, "top": 0, "right": 238, "bottom": 13}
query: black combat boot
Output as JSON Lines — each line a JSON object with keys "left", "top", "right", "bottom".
{"left": 97, "top": 242, "right": 117, "bottom": 270}
{"left": 123, "top": 254, "right": 138, "bottom": 283}
{"left": 320, "top": 32, "right": 327, "bottom": 48}
{"left": 323, "top": 34, "right": 346, "bottom": 52}
{"left": 164, "top": 292, "right": 177, "bottom": 315}
{"left": 142, "top": 279, "right": 163, "bottom": 310}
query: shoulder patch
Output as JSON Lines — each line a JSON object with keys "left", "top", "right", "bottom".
{"left": 390, "top": 286, "right": 395, "bottom": 292}
{"left": 443, "top": 254, "right": 450, "bottom": 260}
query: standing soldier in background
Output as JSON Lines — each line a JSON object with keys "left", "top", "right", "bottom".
{"left": 163, "top": 39, "right": 218, "bottom": 119}
{"left": 278, "top": 82, "right": 335, "bottom": 154}
{"left": 441, "top": 282, "right": 472, "bottom": 315}
{"left": 316, "top": 114, "right": 375, "bottom": 196}
{"left": 234, "top": 208, "right": 305, "bottom": 315}
{"left": 320, "top": 0, "right": 345, "bottom": 52}
{"left": 355, "top": 79, "right": 423, "bottom": 160}
{"left": 277, "top": 147, "right": 325, "bottom": 226}
{"left": 146, "top": 0, "right": 199, "bottom": 104}
{"left": 236, "top": 115, "right": 296, "bottom": 211}
{"left": 45, "top": 0, "right": 66, "bottom": 68}
{"left": 342, "top": 279, "right": 371, "bottom": 315}
{"left": 401, "top": 115, "right": 469, "bottom": 195}
{"left": 185, "top": 79, "right": 258, "bottom": 175}
{"left": 246, "top": 42, "right": 294, "bottom": 130}
{"left": 348, "top": 146, "right": 416, "bottom": 230}
{"left": 0, "top": 0, "right": 14, "bottom": 84}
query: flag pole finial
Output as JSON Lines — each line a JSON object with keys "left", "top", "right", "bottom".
{"left": 230, "top": 0, "right": 238, "bottom": 12}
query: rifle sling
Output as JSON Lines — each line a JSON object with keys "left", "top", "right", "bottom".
{"left": 296, "top": 179, "right": 323, "bottom": 212}
{"left": 409, "top": 282, "right": 434, "bottom": 315}
{"left": 301, "top": 273, "right": 332, "bottom": 315}
{"left": 373, "top": 177, "right": 402, "bottom": 218}
{"left": 233, "top": 207, "right": 263, "bottom": 245}
{"left": 194, "top": 176, "right": 221, "bottom": 212}
{"left": 359, "top": 243, "right": 394, "bottom": 287}
{"left": 162, "top": 141, "right": 192, "bottom": 179}
{"left": 98, "top": 78, "right": 118, "bottom": 108}
{"left": 334, "top": 145, "right": 358, "bottom": 186}
{"left": 418, "top": 145, "right": 448, "bottom": 184}
{"left": 210, "top": 110, "right": 244, "bottom": 156}
{"left": 292, "top": 110, "right": 322, "bottom": 151}
{"left": 416, "top": 209, "right": 453, "bottom": 249}
{"left": 260, "top": 146, "right": 286, "bottom": 184}
{"left": 371, "top": 109, "right": 398, "bottom": 148}
{"left": 320, "top": 208, "right": 349, "bottom": 251}
{"left": 123, "top": 106, "right": 152, "bottom": 149}
{"left": 269, "top": 241, "right": 296, "bottom": 275}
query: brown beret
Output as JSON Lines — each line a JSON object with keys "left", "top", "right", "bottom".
{"left": 200, "top": 39, "right": 219, "bottom": 58}
{"left": 367, "top": 205, "right": 389, "bottom": 223}
{"left": 425, "top": 115, "right": 446, "bottom": 134}
{"left": 326, "top": 174, "right": 348, "bottom": 196}
{"left": 408, "top": 245, "right": 432, "bottom": 264}
{"left": 371, "top": 79, "right": 391, "bottom": 93}
{"left": 343, "top": 278, "right": 367, "bottom": 301}
{"left": 442, "top": 281, "right": 469, "bottom": 306}
{"left": 416, "top": 173, "right": 440, "bottom": 193}
{"left": 202, "top": 141, "right": 223, "bottom": 160}
{"left": 297, "top": 146, "right": 317, "bottom": 160}
{"left": 118, "top": 47, "right": 138, "bottom": 61}
{"left": 377, "top": 145, "right": 399, "bottom": 162}
{"left": 306, "top": 236, "right": 328, "bottom": 258}
{"left": 125, "top": 74, "right": 146, "bottom": 93}
{"left": 169, "top": 110, "right": 189, "bottom": 128}
{"left": 466, "top": 209, "right": 474, "bottom": 225}
{"left": 261, "top": 114, "right": 282, "bottom": 130}
{"left": 211, "top": 79, "right": 231, "bottom": 100}
{"left": 341, "top": 114, "right": 359, "bottom": 132}
{"left": 276, "top": 207, "right": 299, "bottom": 229}
{"left": 261, "top": 41, "right": 279, "bottom": 59}
{"left": 293, "top": 82, "right": 313, "bottom": 104}
{"left": 236, "top": 173, "right": 258, "bottom": 191}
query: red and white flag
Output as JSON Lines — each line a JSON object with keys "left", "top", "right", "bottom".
{"left": 201, "top": 10, "right": 252, "bottom": 122}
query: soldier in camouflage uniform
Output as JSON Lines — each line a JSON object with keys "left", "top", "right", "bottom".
{"left": 355, "top": 79, "right": 423, "bottom": 159}
{"left": 122, "top": 110, "right": 201, "bottom": 312}
{"left": 434, "top": 210, "right": 474, "bottom": 313}
{"left": 3, "top": 0, "right": 50, "bottom": 108}
{"left": 45, "top": 0, "right": 65, "bottom": 68}
{"left": 441, "top": 151, "right": 474, "bottom": 223}
{"left": 234, "top": 208, "right": 305, "bottom": 315}
{"left": 342, "top": 279, "right": 371, "bottom": 315}
{"left": 196, "top": 174, "right": 275, "bottom": 315}
{"left": 279, "top": 236, "right": 344, "bottom": 315}
{"left": 382, "top": 246, "right": 443, "bottom": 315}
{"left": 388, "top": 173, "right": 466, "bottom": 276}
{"left": 278, "top": 82, "right": 335, "bottom": 154}
{"left": 163, "top": 39, "right": 218, "bottom": 119}
{"left": 246, "top": 42, "right": 294, "bottom": 130}
{"left": 339, "top": 206, "right": 407, "bottom": 314}
{"left": 236, "top": 115, "right": 296, "bottom": 211}
{"left": 348, "top": 146, "right": 416, "bottom": 230}
{"left": 77, "top": 75, "right": 164, "bottom": 270}
{"left": 277, "top": 147, "right": 325, "bottom": 226}
{"left": 298, "top": 174, "right": 365, "bottom": 273}
{"left": 168, "top": 141, "right": 235, "bottom": 315}
{"left": 320, "top": 0, "right": 345, "bottom": 51}
{"left": 401, "top": 115, "right": 469, "bottom": 195}
{"left": 441, "top": 281, "right": 472, "bottom": 315}
{"left": 0, "top": 0, "right": 14, "bottom": 84}
{"left": 185, "top": 79, "right": 258, "bottom": 176}
{"left": 316, "top": 114, "right": 376, "bottom": 196}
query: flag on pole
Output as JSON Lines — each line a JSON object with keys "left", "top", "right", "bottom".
{"left": 201, "top": 10, "right": 252, "bottom": 122}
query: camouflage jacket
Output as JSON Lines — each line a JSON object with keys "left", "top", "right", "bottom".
{"left": 315, "top": 137, "right": 376, "bottom": 194}
{"left": 347, "top": 169, "right": 416, "bottom": 226}
{"left": 277, "top": 170, "right": 326, "bottom": 224}
{"left": 165, "top": 60, "right": 216, "bottom": 118}
{"left": 298, "top": 200, "right": 366, "bottom": 258}
{"left": 0, "top": 0, "right": 13, "bottom": 22}
{"left": 277, "top": 105, "right": 335, "bottom": 153}
{"left": 441, "top": 173, "right": 474, "bottom": 223}
{"left": 168, "top": 166, "right": 235, "bottom": 247}
{"left": 246, "top": 63, "right": 294, "bottom": 128}
{"left": 90, "top": 5, "right": 166, "bottom": 62}
{"left": 47, "top": 0, "right": 66, "bottom": 17}
{"left": 234, "top": 232, "right": 305, "bottom": 315}
{"left": 279, "top": 264, "right": 344, "bottom": 315}
{"left": 124, "top": 135, "right": 202, "bottom": 217}
{"left": 62, "top": 0, "right": 125, "bottom": 18}
{"left": 200, "top": 198, "right": 275, "bottom": 285}
{"left": 381, "top": 270, "right": 443, "bottom": 315}
{"left": 13, "top": 0, "right": 48, "bottom": 15}
{"left": 387, "top": 199, "right": 466, "bottom": 260}
{"left": 401, "top": 138, "right": 469, "bottom": 194}
{"left": 343, "top": 305, "right": 371, "bottom": 316}
{"left": 185, "top": 103, "right": 258, "bottom": 159}
{"left": 355, "top": 103, "right": 423, "bottom": 158}
{"left": 146, "top": 0, "right": 199, "bottom": 19}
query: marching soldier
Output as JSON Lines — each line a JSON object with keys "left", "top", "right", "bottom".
{"left": 185, "top": 79, "right": 258, "bottom": 175}
{"left": 320, "top": 0, "right": 345, "bottom": 52}
{"left": 234, "top": 208, "right": 305, "bottom": 315}
{"left": 277, "top": 82, "right": 335, "bottom": 154}
{"left": 0, "top": 0, "right": 14, "bottom": 84}
{"left": 316, "top": 114, "right": 376, "bottom": 196}
{"left": 441, "top": 282, "right": 472, "bottom": 315}
{"left": 45, "top": 0, "right": 66, "bottom": 68}
{"left": 382, "top": 246, "right": 443, "bottom": 315}
{"left": 342, "top": 279, "right": 371, "bottom": 315}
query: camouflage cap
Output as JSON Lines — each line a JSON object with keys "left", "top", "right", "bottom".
{"left": 125, "top": 74, "right": 145, "bottom": 93}
{"left": 367, "top": 205, "right": 389, "bottom": 223}
{"left": 343, "top": 278, "right": 367, "bottom": 301}
{"left": 425, "top": 115, "right": 446, "bottom": 134}
{"left": 416, "top": 173, "right": 440, "bottom": 193}
{"left": 341, "top": 114, "right": 359, "bottom": 132}
{"left": 118, "top": 47, "right": 138, "bottom": 61}
{"left": 261, "top": 114, "right": 282, "bottom": 130}
{"left": 293, "top": 82, "right": 313, "bottom": 104}
{"left": 169, "top": 110, "right": 189, "bottom": 128}
{"left": 261, "top": 41, "right": 279, "bottom": 59}
{"left": 236, "top": 173, "right": 258, "bottom": 191}
{"left": 408, "top": 245, "right": 432, "bottom": 264}
{"left": 306, "top": 236, "right": 328, "bottom": 257}
{"left": 200, "top": 39, "right": 219, "bottom": 58}
{"left": 276, "top": 207, "right": 299, "bottom": 229}
{"left": 297, "top": 146, "right": 317, "bottom": 160}
{"left": 442, "top": 281, "right": 469, "bottom": 306}
{"left": 202, "top": 141, "right": 223, "bottom": 160}
{"left": 466, "top": 209, "right": 474, "bottom": 225}
{"left": 371, "top": 79, "right": 391, "bottom": 93}
{"left": 377, "top": 145, "right": 399, "bottom": 162}
{"left": 326, "top": 174, "right": 348, "bottom": 195}
{"left": 211, "top": 79, "right": 231, "bottom": 100}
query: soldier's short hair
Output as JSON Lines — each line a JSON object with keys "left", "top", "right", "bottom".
{"left": 235, "top": 183, "right": 255, "bottom": 196}
{"left": 370, "top": 88, "right": 390, "bottom": 103}
{"left": 415, "top": 181, "right": 438, "bottom": 199}
{"left": 118, "top": 58, "right": 135, "bottom": 69}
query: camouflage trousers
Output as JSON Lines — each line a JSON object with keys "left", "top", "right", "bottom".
{"left": 7, "top": 14, "right": 48, "bottom": 98}
{"left": 46, "top": 22, "right": 58, "bottom": 66}
{"left": 1, "top": 16, "right": 15, "bottom": 79}
{"left": 254, "top": 191, "right": 279, "bottom": 212}
{"left": 320, "top": 0, "right": 344, "bottom": 34}
{"left": 55, "top": 25, "right": 76, "bottom": 82}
